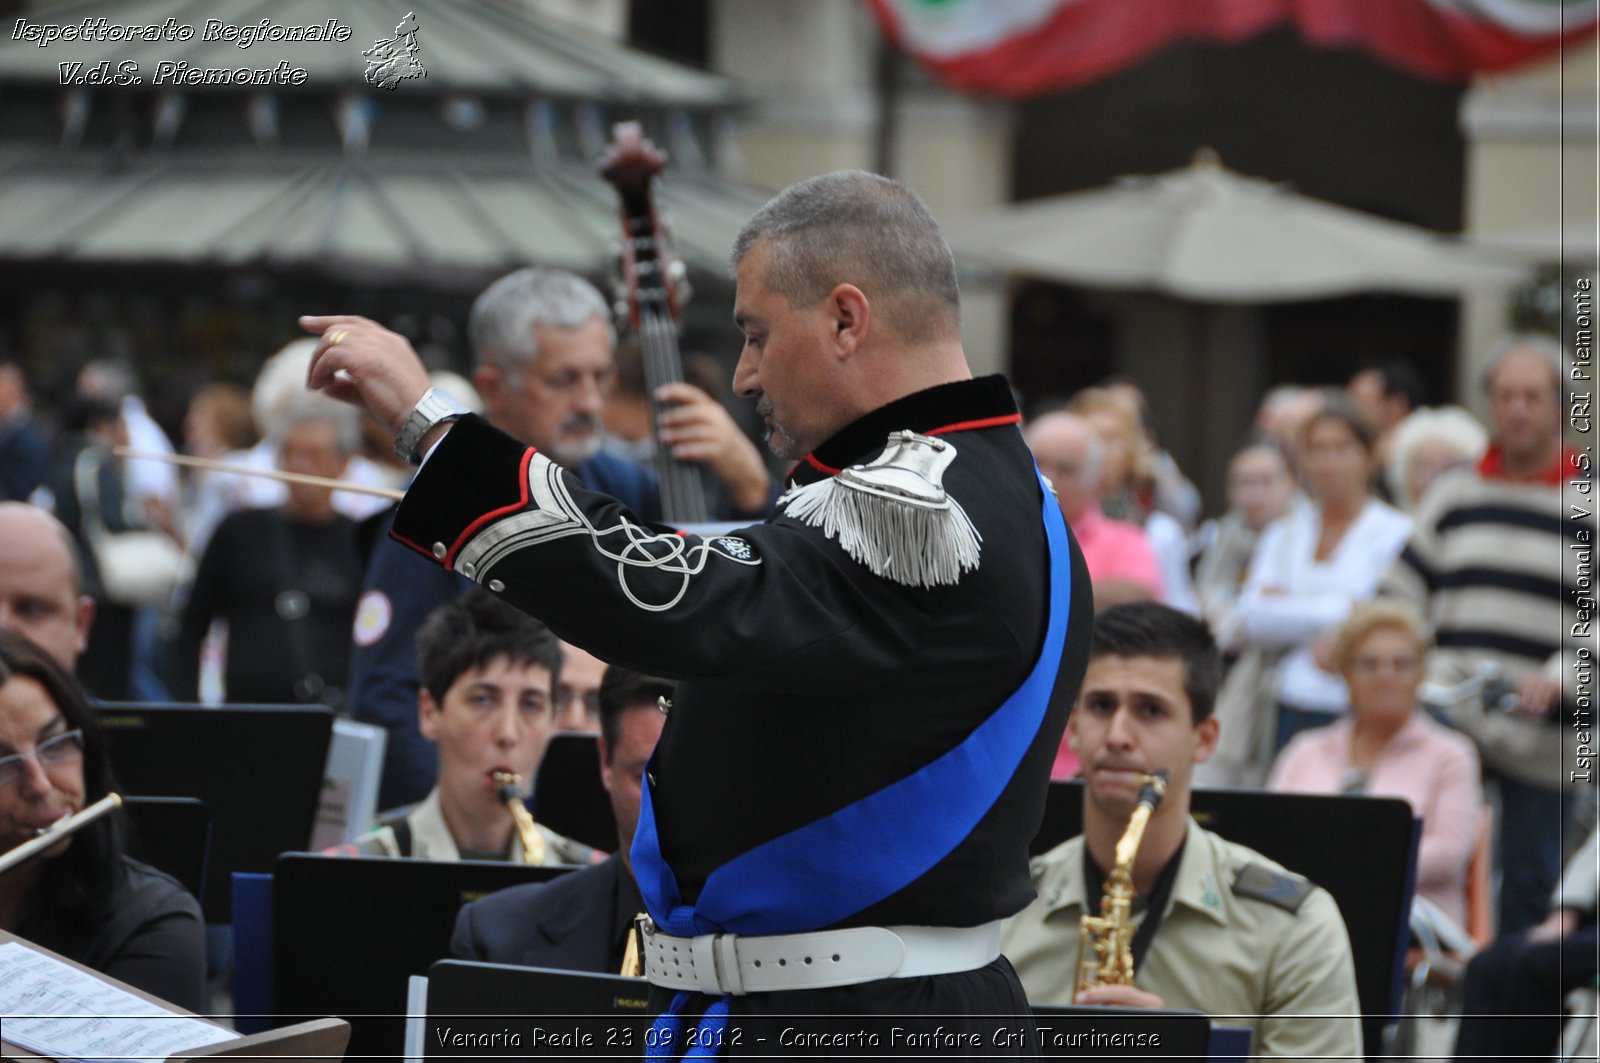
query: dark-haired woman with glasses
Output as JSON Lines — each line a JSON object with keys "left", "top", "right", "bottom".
{"left": 0, "top": 629, "right": 205, "bottom": 1009}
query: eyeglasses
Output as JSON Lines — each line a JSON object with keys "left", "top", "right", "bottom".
{"left": 0, "top": 729, "right": 85, "bottom": 788}
{"left": 1349, "top": 656, "right": 1421, "bottom": 675}
{"left": 557, "top": 689, "right": 602, "bottom": 718}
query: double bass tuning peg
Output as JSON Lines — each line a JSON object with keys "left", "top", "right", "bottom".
{"left": 668, "top": 260, "right": 692, "bottom": 308}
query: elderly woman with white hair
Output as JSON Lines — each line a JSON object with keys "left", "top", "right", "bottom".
{"left": 1385, "top": 405, "right": 1489, "bottom": 511}
{"left": 172, "top": 396, "right": 369, "bottom": 709}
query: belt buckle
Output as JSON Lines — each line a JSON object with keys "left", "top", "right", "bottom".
{"left": 711, "top": 933, "right": 746, "bottom": 996}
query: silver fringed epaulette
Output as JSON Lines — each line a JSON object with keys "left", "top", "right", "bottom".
{"left": 779, "top": 430, "right": 981, "bottom": 588}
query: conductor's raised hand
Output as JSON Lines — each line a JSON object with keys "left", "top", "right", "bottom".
{"left": 300, "top": 315, "right": 431, "bottom": 434}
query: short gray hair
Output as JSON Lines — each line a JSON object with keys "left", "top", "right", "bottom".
{"left": 274, "top": 394, "right": 362, "bottom": 456}
{"left": 468, "top": 268, "right": 614, "bottom": 385}
{"left": 731, "top": 171, "right": 960, "bottom": 341}
{"left": 1386, "top": 405, "right": 1489, "bottom": 507}
{"left": 1025, "top": 411, "right": 1105, "bottom": 487}
{"left": 1481, "top": 333, "right": 1575, "bottom": 402}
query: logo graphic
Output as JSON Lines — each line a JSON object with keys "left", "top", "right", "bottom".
{"left": 712, "top": 537, "right": 754, "bottom": 561}
{"left": 363, "top": 11, "right": 424, "bottom": 90}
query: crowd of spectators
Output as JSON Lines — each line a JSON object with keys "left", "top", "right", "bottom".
{"left": 0, "top": 304, "right": 1589, "bottom": 1054}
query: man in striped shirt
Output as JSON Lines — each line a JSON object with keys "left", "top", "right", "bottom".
{"left": 1382, "top": 334, "right": 1589, "bottom": 934}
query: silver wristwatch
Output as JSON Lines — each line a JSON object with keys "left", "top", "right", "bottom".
{"left": 395, "top": 386, "right": 470, "bottom": 466}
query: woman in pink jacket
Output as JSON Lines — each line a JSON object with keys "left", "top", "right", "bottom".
{"left": 1270, "top": 602, "right": 1483, "bottom": 929}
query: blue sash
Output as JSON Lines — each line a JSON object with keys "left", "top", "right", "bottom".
{"left": 631, "top": 473, "right": 1074, "bottom": 1059}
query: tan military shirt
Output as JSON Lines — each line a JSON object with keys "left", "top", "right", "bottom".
{"left": 1002, "top": 818, "right": 1362, "bottom": 1061}
{"left": 349, "top": 788, "right": 599, "bottom": 865}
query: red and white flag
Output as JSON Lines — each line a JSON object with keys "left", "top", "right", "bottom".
{"left": 867, "top": 0, "right": 1600, "bottom": 97}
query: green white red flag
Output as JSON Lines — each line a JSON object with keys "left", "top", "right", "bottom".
{"left": 866, "top": 0, "right": 1600, "bottom": 97}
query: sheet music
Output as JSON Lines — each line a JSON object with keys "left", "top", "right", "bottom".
{"left": 0, "top": 941, "right": 238, "bottom": 1062}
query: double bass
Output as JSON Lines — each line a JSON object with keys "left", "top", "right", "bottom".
{"left": 599, "top": 122, "right": 710, "bottom": 525}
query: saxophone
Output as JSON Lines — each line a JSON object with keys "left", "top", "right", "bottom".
{"left": 1073, "top": 771, "right": 1168, "bottom": 993}
{"left": 492, "top": 772, "right": 547, "bottom": 865}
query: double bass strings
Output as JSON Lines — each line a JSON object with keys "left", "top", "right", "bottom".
{"left": 640, "top": 308, "right": 709, "bottom": 524}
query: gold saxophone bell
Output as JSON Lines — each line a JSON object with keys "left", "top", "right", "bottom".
{"left": 492, "top": 772, "right": 547, "bottom": 865}
{"left": 1074, "top": 772, "right": 1168, "bottom": 994}
{"left": 620, "top": 915, "right": 646, "bottom": 978}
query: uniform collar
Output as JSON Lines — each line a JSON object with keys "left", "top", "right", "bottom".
{"left": 414, "top": 786, "right": 523, "bottom": 862}
{"left": 410, "top": 789, "right": 463, "bottom": 862}
{"left": 1034, "top": 818, "right": 1229, "bottom": 927}
{"left": 1032, "top": 834, "right": 1090, "bottom": 915}
{"left": 789, "top": 375, "right": 1020, "bottom": 485}
{"left": 1168, "top": 818, "right": 1231, "bottom": 926}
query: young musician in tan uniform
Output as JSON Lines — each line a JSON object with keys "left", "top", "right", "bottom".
{"left": 1002, "top": 603, "right": 1362, "bottom": 1060}
{"left": 338, "top": 590, "right": 597, "bottom": 865}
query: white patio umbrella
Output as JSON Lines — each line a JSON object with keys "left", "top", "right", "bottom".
{"left": 945, "top": 150, "right": 1531, "bottom": 302}
{"left": 1472, "top": 218, "right": 1599, "bottom": 264}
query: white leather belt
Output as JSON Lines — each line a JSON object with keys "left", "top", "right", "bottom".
{"left": 637, "top": 919, "right": 1001, "bottom": 996}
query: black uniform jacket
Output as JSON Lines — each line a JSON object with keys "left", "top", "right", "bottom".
{"left": 451, "top": 854, "right": 641, "bottom": 974}
{"left": 393, "top": 375, "right": 1092, "bottom": 931}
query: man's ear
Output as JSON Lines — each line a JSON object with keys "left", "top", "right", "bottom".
{"left": 73, "top": 596, "right": 94, "bottom": 658}
{"left": 825, "top": 284, "right": 871, "bottom": 360}
{"left": 418, "top": 689, "right": 443, "bottom": 742}
{"left": 1193, "top": 715, "right": 1220, "bottom": 764}
{"left": 597, "top": 735, "right": 614, "bottom": 796}
{"left": 1065, "top": 706, "right": 1083, "bottom": 755}
{"left": 472, "top": 365, "right": 504, "bottom": 406}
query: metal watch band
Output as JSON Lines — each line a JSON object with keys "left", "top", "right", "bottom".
{"left": 394, "top": 386, "right": 469, "bottom": 465}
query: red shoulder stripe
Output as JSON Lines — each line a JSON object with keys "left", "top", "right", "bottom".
{"left": 928, "top": 413, "right": 1022, "bottom": 436}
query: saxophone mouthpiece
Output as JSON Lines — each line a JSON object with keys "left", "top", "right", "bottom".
{"left": 492, "top": 771, "right": 524, "bottom": 802}
{"left": 1137, "top": 771, "right": 1169, "bottom": 807}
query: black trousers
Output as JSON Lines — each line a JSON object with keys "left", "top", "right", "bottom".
{"left": 1452, "top": 924, "right": 1599, "bottom": 1061}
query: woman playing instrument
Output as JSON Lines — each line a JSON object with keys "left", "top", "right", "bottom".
{"left": 1268, "top": 603, "right": 1483, "bottom": 930}
{"left": 0, "top": 629, "right": 206, "bottom": 1008}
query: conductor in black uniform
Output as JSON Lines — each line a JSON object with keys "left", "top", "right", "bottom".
{"left": 301, "top": 170, "right": 1092, "bottom": 1057}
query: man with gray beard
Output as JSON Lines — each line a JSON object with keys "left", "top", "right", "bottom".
{"left": 348, "top": 268, "right": 772, "bottom": 808}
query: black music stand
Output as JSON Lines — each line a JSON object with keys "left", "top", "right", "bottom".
{"left": 532, "top": 732, "right": 616, "bottom": 853}
{"left": 93, "top": 702, "right": 334, "bottom": 923}
{"left": 424, "top": 961, "right": 649, "bottom": 1062}
{"left": 1034, "top": 782, "right": 1418, "bottom": 1060}
{"left": 271, "top": 853, "right": 570, "bottom": 1062}
{"left": 122, "top": 795, "right": 210, "bottom": 901}
{"left": 94, "top": 704, "right": 334, "bottom": 922}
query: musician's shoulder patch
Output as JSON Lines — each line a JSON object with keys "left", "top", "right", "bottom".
{"left": 778, "top": 430, "right": 981, "bottom": 589}
{"left": 352, "top": 589, "right": 393, "bottom": 647}
{"left": 1231, "top": 862, "right": 1315, "bottom": 914}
